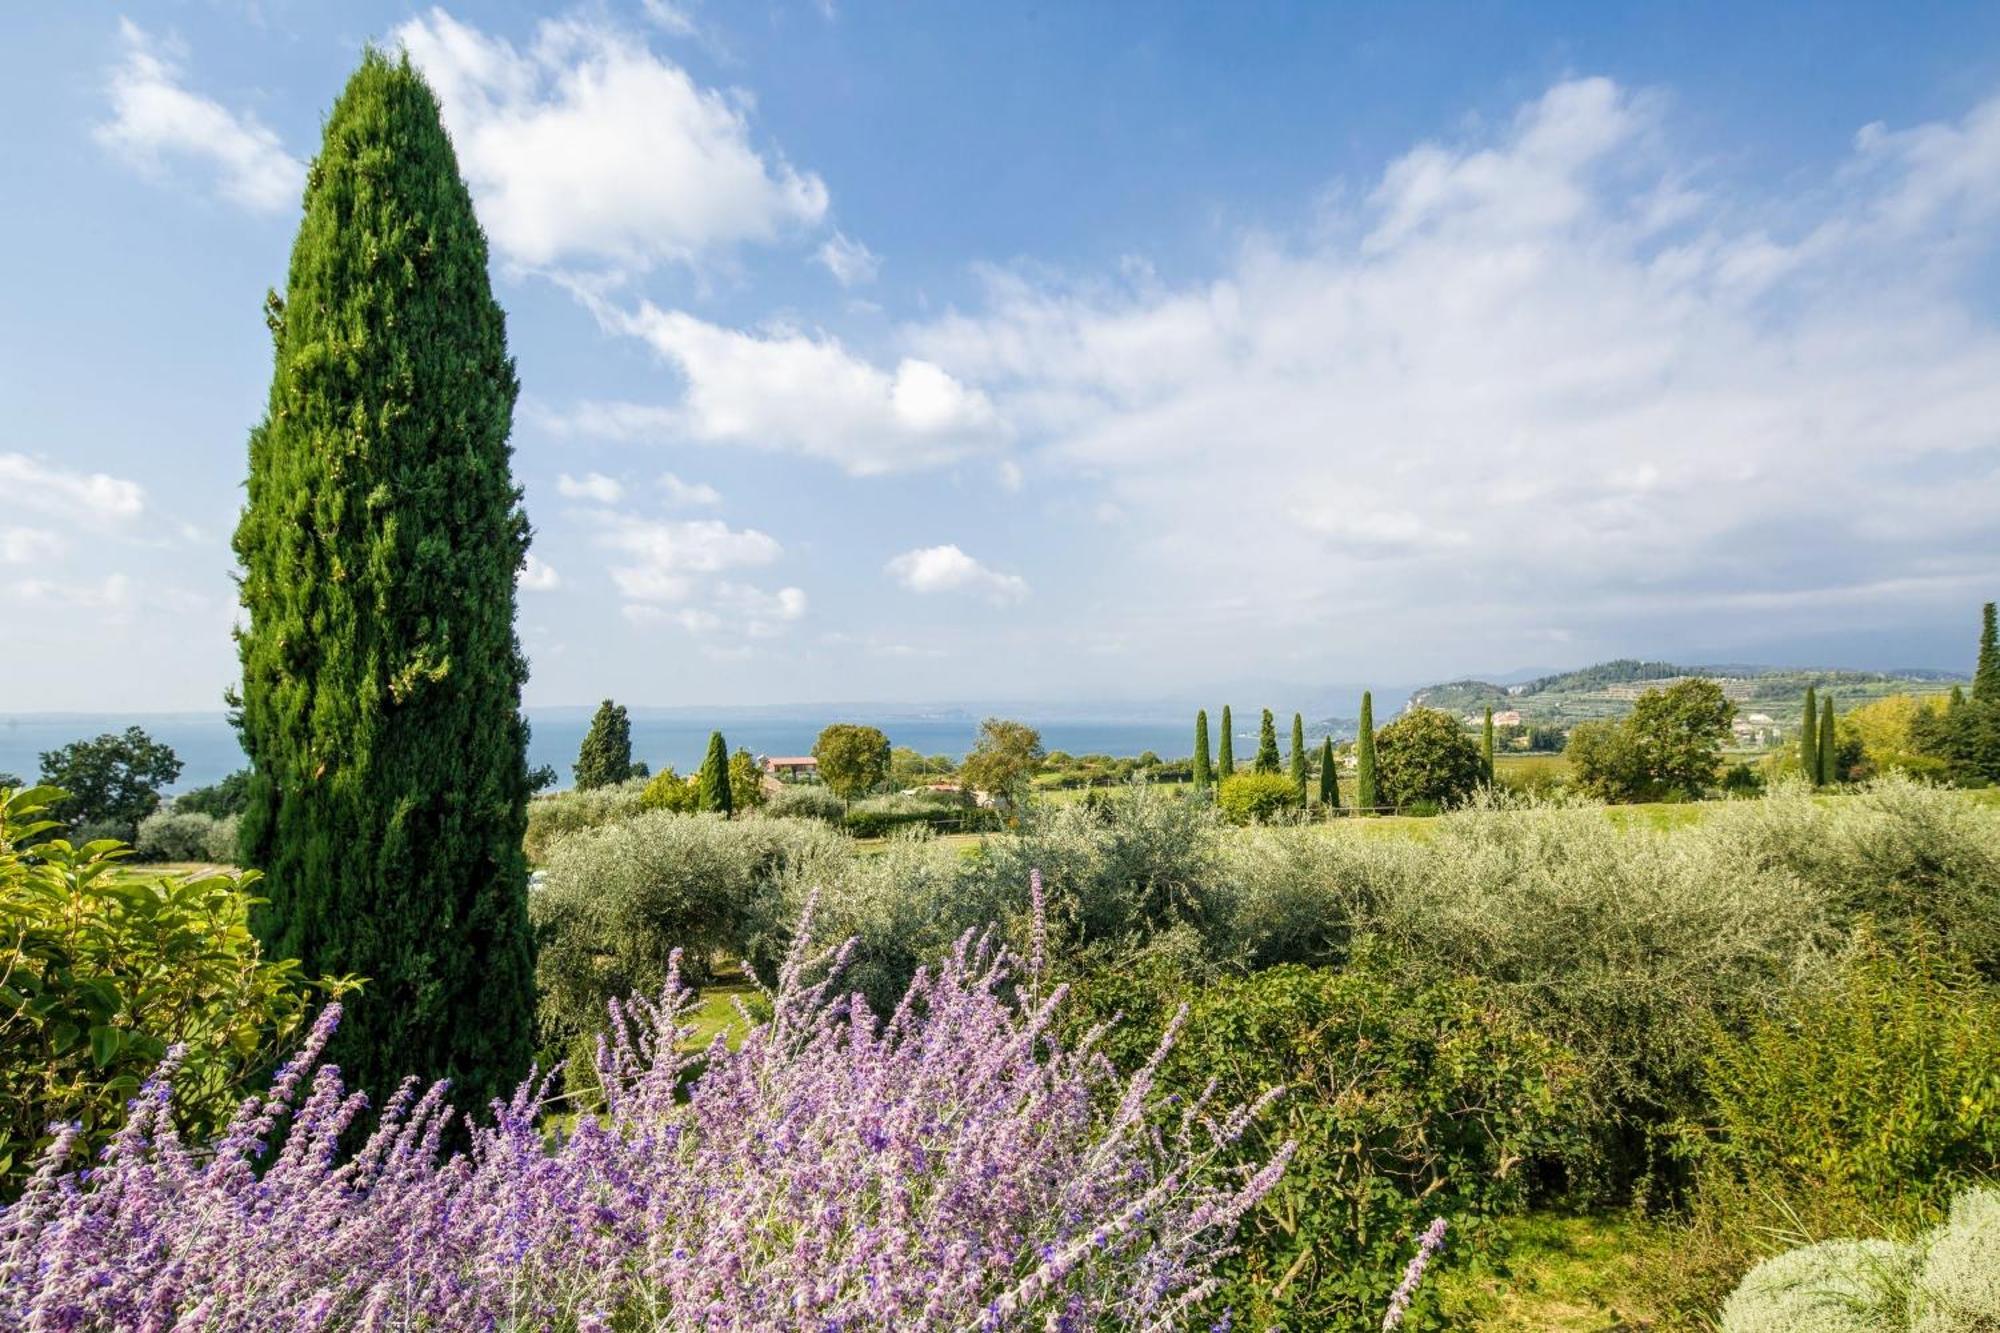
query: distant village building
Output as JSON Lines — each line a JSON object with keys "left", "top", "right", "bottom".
{"left": 763, "top": 755, "right": 819, "bottom": 782}
{"left": 1730, "top": 713, "right": 1782, "bottom": 747}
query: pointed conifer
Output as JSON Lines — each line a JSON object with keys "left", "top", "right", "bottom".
{"left": 1355, "top": 692, "right": 1379, "bottom": 813}
{"left": 1800, "top": 686, "right": 1819, "bottom": 783}
{"left": 574, "top": 699, "right": 634, "bottom": 789}
{"left": 1289, "top": 713, "right": 1307, "bottom": 798}
{"left": 1318, "top": 736, "right": 1339, "bottom": 809}
{"left": 1482, "top": 705, "right": 1496, "bottom": 783}
{"left": 1819, "top": 696, "right": 1837, "bottom": 786}
{"left": 232, "top": 49, "right": 533, "bottom": 1106}
{"left": 1192, "top": 710, "right": 1213, "bottom": 793}
{"left": 698, "top": 730, "right": 733, "bottom": 815}
{"left": 1218, "top": 706, "right": 1235, "bottom": 778}
{"left": 1977, "top": 602, "right": 2000, "bottom": 704}
{"left": 1254, "top": 709, "right": 1281, "bottom": 773}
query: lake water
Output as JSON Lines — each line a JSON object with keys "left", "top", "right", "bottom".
{"left": 0, "top": 709, "right": 1213, "bottom": 793}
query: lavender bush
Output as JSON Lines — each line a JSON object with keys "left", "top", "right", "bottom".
{"left": 1, "top": 886, "right": 1291, "bottom": 1330}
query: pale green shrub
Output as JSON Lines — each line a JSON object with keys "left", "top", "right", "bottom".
{"left": 522, "top": 778, "right": 649, "bottom": 862}
{"left": 1720, "top": 1239, "right": 1918, "bottom": 1333}
{"left": 530, "top": 811, "right": 849, "bottom": 1040}
{"left": 133, "top": 809, "right": 239, "bottom": 864}
{"left": 1910, "top": 1187, "right": 2000, "bottom": 1333}
{"left": 764, "top": 784, "right": 844, "bottom": 823}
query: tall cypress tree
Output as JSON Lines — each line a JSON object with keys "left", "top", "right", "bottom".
{"left": 1482, "top": 705, "right": 1496, "bottom": 784}
{"left": 1977, "top": 602, "right": 2000, "bottom": 704}
{"left": 574, "top": 699, "right": 633, "bottom": 789}
{"left": 1218, "top": 706, "right": 1235, "bottom": 779}
{"left": 1355, "top": 692, "right": 1379, "bottom": 813}
{"left": 1819, "top": 696, "right": 1837, "bottom": 786}
{"left": 1254, "top": 709, "right": 1282, "bottom": 773}
{"left": 698, "top": 730, "right": 733, "bottom": 815}
{"left": 233, "top": 50, "right": 533, "bottom": 1106}
{"left": 1289, "top": 713, "right": 1307, "bottom": 798}
{"left": 1192, "top": 710, "right": 1213, "bottom": 793}
{"left": 1800, "top": 686, "right": 1819, "bottom": 783}
{"left": 1318, "top": 736, "right": 1339, "bottom": 809}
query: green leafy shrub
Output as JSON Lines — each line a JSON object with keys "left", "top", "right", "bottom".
{"left": 639, "top": 767, "right": 699, "bottom": 814}
{"left": 1372, "top": 707, "right": 1486, "bottom": 810}
{"left": 1069, "top": 945, "right": 1586, "bottom": 1330}
{"left": 134, "top": 809, "right": 240, "bottom": 864}
{"left": 1217, "top": 770, "right": 1304, "bottom": 824}
{"left": 840, "top": 794, "right": 998, "bottom": 839}
{"left": 0, "top": 786, "right": 322, "bottom": 1195}
{"left": 1692, "top": 931, "right": 2000, "bottom": 1238}
{"left": 522, "top": 778, "right": 650, "bottom": 862}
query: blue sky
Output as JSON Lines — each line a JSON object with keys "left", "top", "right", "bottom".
{"left": 5, "top": 1, "right": 2000, "bottom": 711}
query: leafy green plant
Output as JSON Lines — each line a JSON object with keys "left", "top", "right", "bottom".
{"left": 1372, "top": 707, "right": 1486, "bottom": 811}
{"left": 522, "top": 778, "right": 650, "bottom": 862}
{"left": 1070, "top": 945, "right": 1586, "bottom": 1330}
{"left": 0, "top": 785, "right": 329, "bottom": 1196}
{"left": 1217, "top": 770, "right": 1304, "bottom": 824}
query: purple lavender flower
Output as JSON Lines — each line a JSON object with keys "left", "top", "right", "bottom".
{"left": 1381, "top": 1216, "right": 1449, "bottom": 1331}
{"left": 0, "top": 876, "right": 1291, "bottom": 1330}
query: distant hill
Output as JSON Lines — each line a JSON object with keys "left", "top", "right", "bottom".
{"left": 1410, "top": 659, "right": 1965, "bottom": 725}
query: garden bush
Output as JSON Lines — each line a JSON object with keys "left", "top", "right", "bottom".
{"left": 134, "top": 808, "right": 240, "bottom": 864}
{"left": 521, "top": 777, "right": 650, "bottom": 862}
{"left": 531, "top": 811, "right": 849, "bottom": 1042}
{"left": 1687, "top": 930, "right": 2000, "bottom": 1247}
{"left": 638, "top": 767, "right": 699, "bottom": 813}
{"left": 0, "top": 786, "right": 320, "bottom": 1197}
{"left": 1217, "top": 770, "right": 1304, "bottom": 824}
{"left": 1069, "top": 943, "right": 1586, "bottom": 1330}
{"left": 763, "top": 782, "right": 845, "bottom": 822}
{"left": 0, "top": 899, "right": 1293, "bottom": 1328}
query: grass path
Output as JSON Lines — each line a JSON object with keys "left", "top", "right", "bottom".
{"left": 1435, "top": 1212, "right": 1675, "bottom": 1330}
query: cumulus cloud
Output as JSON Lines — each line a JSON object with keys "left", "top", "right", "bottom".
{"left": 907, "top": 77, "right": 2000, "bottom": 669}
{"left": 556, "top": 471, "right": 624, "bottom": 503}
{"left": 94, "top": 20, "right": 304, "bottom": 214}
{"left": 660, "top": 472, "right": 722, "bottom": 506}
{"left": 559, "top": 304, "right": 1009, "bottom": 474}
{"left": 0, "top": 454, "right": 146, "bottom": 522}
{"left": 395, "top": 9, "right": 827, "bottom": 272}
{"left": 592, "top": 511, "right": 781, "bottom": 605}
{"left": 817, "top": 231, "right": 880, "bottom": 286}
{"left": 0, "top": 528, "right": 65, "bottom": 565}
{"left": 885, "top": 545, "right": 1028, "bottom": 604}
{"left": 518, "top": 553, "right": 561, "bottom": 590}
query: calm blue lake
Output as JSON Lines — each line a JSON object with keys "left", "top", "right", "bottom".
{"left": 0, "top": 709, "right": 1214, "bottom": 793}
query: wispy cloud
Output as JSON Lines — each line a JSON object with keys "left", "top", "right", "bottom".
{"left": 885, "top": 544, "right": 1028, "bottom": 604}
{"left": 94, "top": 19, "right": 303, "bottom": 214}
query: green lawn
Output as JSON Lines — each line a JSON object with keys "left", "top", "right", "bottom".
{"left": 1434, "top": 1211, "right": 1676, "bottom": 1331}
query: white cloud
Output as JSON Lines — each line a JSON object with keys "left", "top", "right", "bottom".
{"left": 660, "top": 472, "right": 722, "bottom": 506}
{"left": 712, "top": 581, "right": 808, "bottom": 637}
{"left": 95, "top": 20, "right": 304, "bottom": 214}
{"left": 556, "top": 471, "right": 624, "bottom": 503}
{"left": 817, "top": 230, "right": 880, "bottom": 286}
{"left": 395, "top": 9, "right": 827, "bottom": 271}
{"left": 518, "top": 553, "right": 561, "bottom": 590}
{"left": 0, "top": 528, "right": 65, "bottom": 565}
{"left": 0, "top": 454, "right": 146, "bottom": 522}
{"left": 885, "top": 544, "right": 1028, "bottom": 604}
{"left": 906, "top": 78, "right": 2000, "bottom": 664}
{"left": 592, "top": 511, "right": 781, "bottom": 604}
{"left": 568, "top": 303, "right": 1008, "bottom": 474}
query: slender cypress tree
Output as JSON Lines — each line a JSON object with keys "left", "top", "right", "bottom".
{"left": 1355, "top": 692, "right": 1379, "bottom": 813}
{"left": 1254, "top": 709, "right": 1282, "bottom": 773}
{"left": 1482, "top": 705, "right": 1496, "bottom": 783}
{"left": 1819, "top": 696, "right": 1837, "bottom": 786}
{"left": 1218, "top": 707, "right": 1235, "bottom": 778}
{"left": 698, "top": 730, "right": 733, "bottom": 815}
{"left": 233, "top": 50, "right": 533, "bottom": 1106}
{"left": 1977, "top": 602, "right": 2000, "bottom": 704}
{"left": 1800, "top": 686, "right": 1819, "bottom": 783}
{"left": 1192, "top": 710, "right": 1213, "bottom": 793}
{"left": 1318, "top": 735, "right": 1339, "bottom": 809}
{"left": 1289, "top": 713, "right": 1307, "bottom": 798}
{"left": 574, "top": 699, "right": 633, "bottom": 789}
